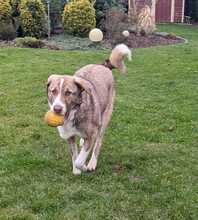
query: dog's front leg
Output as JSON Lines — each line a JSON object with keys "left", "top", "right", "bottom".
{"left": 87, "top": 138, "right": 101, "bottom": 171}
{"left": 74, "top": 138, "right": 92, "bottom": 171}
{"left": 67, "top": 136, "right": 81, "bottom": 175}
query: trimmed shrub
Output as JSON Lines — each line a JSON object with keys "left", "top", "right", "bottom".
{"left": 0, "top": 0, "right": 12, "bottom": 22}
{"left": 9, "top": 0, "right": 21, "bottom": 17}
{"left": 0, "top": 21, "right": 16, "bottom": 40}
{"left": 0, "top": 0, "right": 17, "bottom": 40}
{"left": 20, "top": 0, "right": 47, "bottom": 38}
{"left": 15, "top": 36, "right": 45, "bottom": 48}
{"left": 62, "top": 0, "right": 96, "bottom": 37}
{"left": 9, "top": 0, "right": 21, "bottom": 36}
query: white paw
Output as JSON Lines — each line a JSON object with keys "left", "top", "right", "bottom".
{"left": 79, "top": 138, "right": 84, "bottom": 147}
{"left": 87, "top": 156, "right": 97, "bottom": 172}
{"left": 73, "top": 167, "right": 81, "bottom": 175}
{"left": 74, "top": 147, "right": 89, "bottom": 171}
{"left": 75, "top": 159, "right": 87, "bottom": 171}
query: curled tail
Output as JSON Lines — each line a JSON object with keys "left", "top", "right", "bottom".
{"left": 103, "top": 44, "right": 132, "bottom": 74}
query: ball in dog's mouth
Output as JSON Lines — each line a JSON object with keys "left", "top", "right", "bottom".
{"left": 44, "top": 111, "right": 64, "bottom": 127}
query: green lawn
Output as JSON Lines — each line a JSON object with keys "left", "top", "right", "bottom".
{"left": 0, "top": 24, "right": 198, "bottom": 220}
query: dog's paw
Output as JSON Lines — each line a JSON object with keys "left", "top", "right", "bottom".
{"left": 75, "top": 159, "right": 83, "bottom": 170}
{"left": 87, "top": 156, "right": 97, "bottom": 172}
{"left": 73, "top": 167, "right": 81, "bottom": 175}
{"left": 75, "top": 159, "right": 87, "bottom": 171}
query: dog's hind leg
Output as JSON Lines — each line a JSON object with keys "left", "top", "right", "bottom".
{"left": 87, "top": 89, "right": 115, "bottom": 171}
{"left": 67, "top": 136, "right": 81, "bottom": 175}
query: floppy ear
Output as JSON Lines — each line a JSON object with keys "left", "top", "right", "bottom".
{"left": 46, "top": 76, "right": 52, "bottom": 93}
{"left": 74, "top": 76, "right": 102, "bottom": 126}
{"left": 74, "top": 76, "right": 93, "bottom": 95}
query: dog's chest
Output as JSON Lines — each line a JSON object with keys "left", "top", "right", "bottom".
{"left": 57, "top": 121, "right": 80, "bottom": 140}
{"left": 57, "top": 110, "right": 81, "bottom": 139}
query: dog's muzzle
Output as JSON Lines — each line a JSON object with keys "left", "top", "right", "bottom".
{"left": 53, "top": 105, "right": 63, "bottom": 114}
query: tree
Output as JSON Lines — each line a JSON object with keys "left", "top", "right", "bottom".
{"left": 94, "top": 0, "right": 127, "bottom": 26}
{"left": 128, "top": 0, "right": 157, "bottom": 34}
{"left": 128, "top": 0, "right": 137, "bottom": 23}
{"left": 41, "top": 0, "right": 67, "bottom": 31}
{"left": 128, "top": 0, "right": 157, "bottom": 22}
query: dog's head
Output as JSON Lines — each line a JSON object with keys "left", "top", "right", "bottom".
{"left": 47, "top": 74, "right": 93, "bottom": 117}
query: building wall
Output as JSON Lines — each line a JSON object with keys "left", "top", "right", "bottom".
{"left": 174, "top": 0, "right": 185, "bottom": 22}
{"left": 155, "top": 0, "right": 172, "bottom": 22}
{"left": 135, "top": 0, "right": 184, "bottom": 23}
{"left": 136, "top": 0, "right": 148, "bottom": 12}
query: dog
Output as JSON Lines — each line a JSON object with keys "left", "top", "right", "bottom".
{"left": 47, "top": 44, "right": 132, "bottom": 174}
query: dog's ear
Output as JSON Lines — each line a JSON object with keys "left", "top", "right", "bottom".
{"left": 74, "top": 76, "right": 102, "bottom": 125}
{"left": 46, "top": 75, "right": 53, "bottom": 93}
{"left": 74, "top": 76, "right": 93, "bottom": 95}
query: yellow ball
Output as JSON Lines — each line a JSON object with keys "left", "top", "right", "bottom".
{"left": 44, "top": 111, "right": 64, "bottom": 127}
{"left": 89, "top": 28, "right": 103, "bottom": 42}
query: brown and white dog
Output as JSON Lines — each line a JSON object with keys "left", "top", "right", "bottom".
{"left": 47, "top": 44, "right": 132, "bottom": 174}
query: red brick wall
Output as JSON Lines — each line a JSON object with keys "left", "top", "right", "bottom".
{"left": 174, "top": 0, "right": 183, "bottom": 22}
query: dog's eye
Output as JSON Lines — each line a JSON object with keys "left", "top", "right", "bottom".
{"left": 50, "top": 88, "right": 57, "bottom": 95}
{"left": 65, "top": 90, "right": 72, "bottom": 96}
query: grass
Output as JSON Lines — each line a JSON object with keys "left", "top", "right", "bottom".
{"left": 0, "top": 24, "right": 198, "bottom": 220}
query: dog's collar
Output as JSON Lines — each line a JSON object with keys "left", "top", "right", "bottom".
{"left": 102, "top": 59, "right": 115, "bottom": 70}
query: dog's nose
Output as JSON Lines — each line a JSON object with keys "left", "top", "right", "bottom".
{"left": 53, "top": 105, "right": 63, "bottom": 114}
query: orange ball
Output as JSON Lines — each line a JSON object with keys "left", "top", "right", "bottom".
{"left": 44, "top": 111, "right": 64, "bottom": 127}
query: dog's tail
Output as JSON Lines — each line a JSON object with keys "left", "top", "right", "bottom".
{"left": 103, "top": 44, "right": 132, "bottom": 74}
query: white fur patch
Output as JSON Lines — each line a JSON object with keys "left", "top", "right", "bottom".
{"left": 75, "top": 148, "right": 90, "bottom": 170}
{"left": 79, "top": 138, "right": 84, "bottom": 147}
{"left": 72, "top": 162, "right": 81, "bottom": 175}
{"left": 57, "top": 110, "right": 80, "bottom": 140}
{"left": 51, "top": 78, "right": 66, "bottom": 114}
{"left": 87, "top": 154, "right": 97, "bottom": 171}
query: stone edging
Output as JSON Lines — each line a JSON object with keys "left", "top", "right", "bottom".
{"left": 154, "top": 31, "right": 188, "bottom": 44}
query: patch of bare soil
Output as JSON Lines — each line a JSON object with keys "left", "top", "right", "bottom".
{"left": 106, "top": 32, "right": 185, "bottom": 48}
